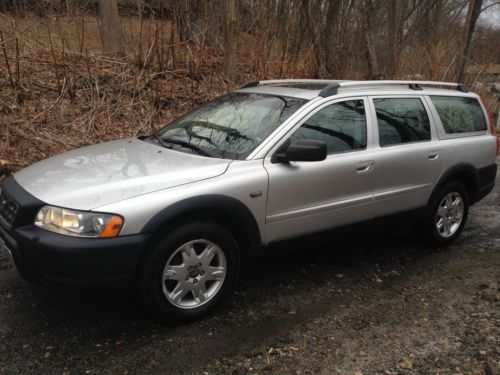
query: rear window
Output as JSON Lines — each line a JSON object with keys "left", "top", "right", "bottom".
{"left": 430, "top": 96, "right": 487, "bottom": 134}
{"left": 373, "top": 98, "right": 431, "bottom": 147}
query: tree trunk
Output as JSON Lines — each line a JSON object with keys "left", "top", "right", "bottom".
{"left": 433, "top": 0, "right": 443, "bottom": 43}
{"left": 457, "top": 0, "right": 483, "bottom": 82}
{"left": 324, "top": 0, "right": 342, "bottom": 77}
{"left": 388, "top": 0, "right": 400, "bottom": 77}
{"left": 175, "top": 0, "right": 189, "bottom": 42}
{"left": 301, "top": 0, "right": 321, "bottom": 77}
{"left": 277, "top": 0, "right": 290, "bottom": 53}
{"left": 290, "top": 2, "right": 305, "bottom": 59}
{"left": 12, "top": 0, "right": 18, "bottom": 17}
{"left": 223, "top": 0, "right": 237, "bottom": 81}
{"left": 362, "top": 0, "right": 379, "bottom": 79}
{"left": 98, "top": 0, "right": 125, "bottom": 56}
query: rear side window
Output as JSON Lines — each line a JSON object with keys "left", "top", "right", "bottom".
{"left": 374, "top": 98, "right": 431, "bottom": 146}
{"left": 430, "top": 96, "right": 487, "bottom": 134}
{"left": 290, "top": 100, "right": 367, "bottom": 154}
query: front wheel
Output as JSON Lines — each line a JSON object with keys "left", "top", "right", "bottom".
{"left": 423, "top": 181, "right": 469, "bottom": 247}
{"left": 139, "top": 221, "right": 240, "bottom": 323}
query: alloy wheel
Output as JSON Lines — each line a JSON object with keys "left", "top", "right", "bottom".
{"left": 435, "top": 192, "right": 464, "bottom": 238}
{"left": 162, "top": 239, "right": 227, "bottom": 309}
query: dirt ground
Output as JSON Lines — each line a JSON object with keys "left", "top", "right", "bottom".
{"left": 0, "top": 168, "right": 499, "bottom": 374}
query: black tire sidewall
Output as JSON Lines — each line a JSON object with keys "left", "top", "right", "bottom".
{"left": 139, "top": 221, "right": 240, "bottom": 323}
{"left": 425, "top": 181, "right": 469, "bottom": 247}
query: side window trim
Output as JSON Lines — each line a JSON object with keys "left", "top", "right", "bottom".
{"left": 424, "top": 95, "right": 488, "bottom": 140}
{"left": 368, "top": 95, "right": 435, "bottom": 148}
{"left": 265, "top": 96, "right": 373, "bottom": 159}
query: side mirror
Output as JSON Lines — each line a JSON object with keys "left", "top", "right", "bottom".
{"left": 273, "top": 139, "right": 327, "bottom": 163}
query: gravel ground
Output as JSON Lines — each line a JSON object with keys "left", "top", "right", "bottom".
{"left": 0, "top": 170, "right": 499, "bottom": 374}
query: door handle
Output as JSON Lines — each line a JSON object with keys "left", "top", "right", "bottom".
{"left": 356, "top": 161, "right": 374, "bottom": 173}
{"left": 428, "top": 153, "right": 440, "bottom": 160}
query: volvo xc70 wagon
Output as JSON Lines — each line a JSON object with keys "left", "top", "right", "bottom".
{"left": 0, "top": 80, "right": 497, "bottom": 321}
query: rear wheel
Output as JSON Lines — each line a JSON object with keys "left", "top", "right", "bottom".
{"left": 423, "top": 181, "right": 469, "bottom": 247}
{"left": 139, "top": 221, "right": 240, "bottom": 323}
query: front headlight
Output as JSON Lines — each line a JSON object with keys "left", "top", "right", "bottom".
{"left": 35, "top": 206, "right": 123, "bottom": 238}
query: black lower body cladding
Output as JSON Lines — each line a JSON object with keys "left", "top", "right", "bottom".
{"left": 475, "top": 164, "right": 497, "bottom": 203}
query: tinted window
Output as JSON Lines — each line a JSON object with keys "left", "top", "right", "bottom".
{"left": 290, "top": 100, "right": 367, "bottom": 154}
{"left": 430, "top": 96, "right": 487, "bottom": 134}
{"left": 155, "top": 93, "right": 306, "bottom": 160}
{"left": 374, "top": 98, "right": 431, "bottom": 146}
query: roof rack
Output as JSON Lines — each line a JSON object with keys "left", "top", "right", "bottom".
{"left": 240, "top": 80, "right": 469, "bottom": 96}
{"left": 241, "top": 79, "right": 344, "bottom": 88}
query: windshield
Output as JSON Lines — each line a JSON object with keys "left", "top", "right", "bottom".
{"left": 152, "top": 93, "right": 306, "bottom": 159}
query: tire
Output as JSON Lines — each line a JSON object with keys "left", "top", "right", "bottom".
{"left": 423, "top": 181, "right": 469, "bottom": 247}
{"left": 138, "top": 221, "right": 240, "bottom": 323}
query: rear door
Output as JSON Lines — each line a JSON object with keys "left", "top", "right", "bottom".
{"left": 368, "top": 96, "right": 445, "bottom": 217}
{"left": 263, "top": 97, "right": 377, "bottom": 243}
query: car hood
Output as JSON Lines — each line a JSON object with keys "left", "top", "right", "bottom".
{"left": 14, "top": 138, "right": 231, "bottom": 210}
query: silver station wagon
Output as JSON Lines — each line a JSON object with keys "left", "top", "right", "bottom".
{"left": 0, "top": 80, "right": 497, "bottom": 321}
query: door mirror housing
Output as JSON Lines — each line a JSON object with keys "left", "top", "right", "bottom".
{"left": 273, "top": 139, "right": 327, "bottom": 163}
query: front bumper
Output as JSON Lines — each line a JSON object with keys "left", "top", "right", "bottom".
{"left": 0, "top": 177, "right": 150, "bottom": 284}
{"left": 0, "top": 224, "right": 149, "bottom": 284}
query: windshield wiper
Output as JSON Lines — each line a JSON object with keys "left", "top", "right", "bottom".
{"left": 151, "top": 133, "right": 171, "bottom": 148}
{"left": 151, "top": 134, "right": 213, "bottom": 157}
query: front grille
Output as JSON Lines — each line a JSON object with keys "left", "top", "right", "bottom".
{"left": 0, "top": 189, "right": 18, "bottom": 227}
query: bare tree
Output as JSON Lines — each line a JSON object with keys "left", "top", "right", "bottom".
{"left": 388, "top": 0, "right": 401, "bottom": 77}
{"left": 362, "top": 0, "right": 380, "bottom": 79}
{"left": 324, "top": 0, "right": 342, "bottom": 77}
{"left": 98, "top": 0, "right": 125, "bottom": 55}
{"left": 174, "top": 0, "right": 189, "bottom": 42}
{"left": 457, "top": 0, "right": 483, "bottom": 82}
{"left": 223, "top": 0, "right": 237, "bottom": 81}
{"left": 277, "top": 0, "right": 290, "bottom": 54}
{"left": 300, "top": 0, "right": 322, "bottom": 77}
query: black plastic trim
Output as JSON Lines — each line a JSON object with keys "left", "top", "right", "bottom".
{"left": 318, "top": 83, "right": 340, "bottom": 97}
{"left": 457, "top": 83, "right": 469, "bottom": 93}
{"left": 475, "top": 164, "right": 497, "bottom": 202}
{"left": 141, "top": 194, "right": 262, "bottom": 248}
{"left": 1, "top": 176, "right": 45, "bottom": 228}
{"left": 429, "top": 163, "right": 477, "bottom": 204}
{"left": 1, "top": 223, "right": 149, "bottom": 284}
{"left": 477, "top": 164, "right": 497, "bottom": 190}
{"left": 0, "top": 222, "right": 37, "bottom": 283}
{"left": 240, "top": 81, "right": 259, "bottom": 89}
{"left": 428, "top": 163, "right": 496, "bottom": 206}
{"left": 409, "top": 83, "right": 423, "bottom": 90}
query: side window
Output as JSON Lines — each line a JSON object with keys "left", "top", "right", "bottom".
{"left": 374, "top": 98, "right": 431, "bottom": 147}
{"left": 290, "top": 100, "right": 367, "bottom": 154}
{"left": 430, "top": 96, "right": 487, "bottom": 134}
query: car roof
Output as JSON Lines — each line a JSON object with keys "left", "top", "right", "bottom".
{"left": 235, "top": 80, "right": 476, "bottom": 100}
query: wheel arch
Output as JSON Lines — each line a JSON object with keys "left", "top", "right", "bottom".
{"left": 140, "top": 194, "right": 263, "bottom": 256}
{"left": 428, "top": 163, "right": 479, "bottom": 206}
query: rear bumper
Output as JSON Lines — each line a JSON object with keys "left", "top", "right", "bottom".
{"left": 0, "top": 223, "right": 150, "bottom": 284}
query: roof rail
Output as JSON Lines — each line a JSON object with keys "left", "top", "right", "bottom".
{"left": 319, "top": 80, "right": 469, "bottom": 97}
{"left": 240, "top": 79, "right": 469, "bottom": 96}
{"left": 240, "top": 79, "right": 345, "bottom": 89}
{"left": 337, "top": 80, "right": 468, "bottom": 91}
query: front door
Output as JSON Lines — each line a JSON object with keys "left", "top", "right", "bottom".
{"left": 263, "top": 98, "right": 376, "bottom": 243}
